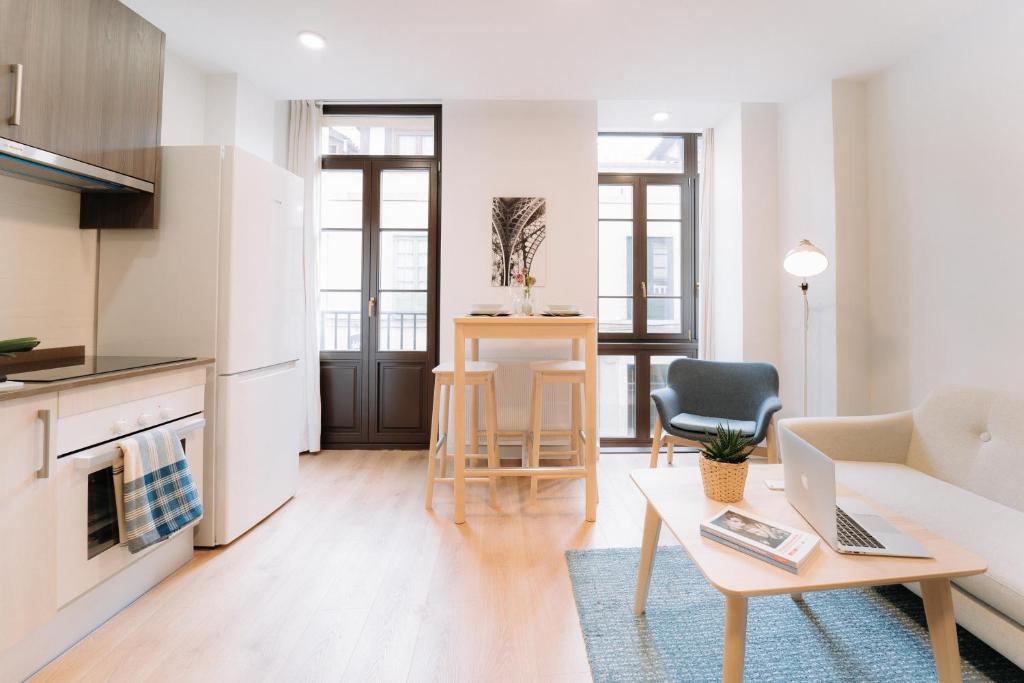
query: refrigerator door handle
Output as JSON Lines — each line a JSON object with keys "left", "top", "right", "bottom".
{"left": 220, "top": 359, "right": 298, "bottom": 379}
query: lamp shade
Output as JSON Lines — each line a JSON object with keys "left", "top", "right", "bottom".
{"left": 783, "top": 239, "right": 829, "bottom": 278}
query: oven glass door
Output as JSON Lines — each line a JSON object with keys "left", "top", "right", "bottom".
{"left": 86, "top": 465, "right": 121, "bottom": 559}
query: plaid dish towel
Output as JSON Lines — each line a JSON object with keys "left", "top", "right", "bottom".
{"left": 117, "top": 427, "right": 203, "bottom": 554}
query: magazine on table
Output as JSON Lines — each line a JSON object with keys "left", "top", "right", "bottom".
{"left": 700, "top": 506, "right": 819, "bottom": 572}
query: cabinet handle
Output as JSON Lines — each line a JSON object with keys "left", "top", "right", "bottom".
{"left": 641, "top": 281, "right": 647, "bottom": 298}
{"left": 37, "top": 408, "right": 53, "bottom": 479}
{"left": 8, "top": 64, "right": 23, "bottom": 126}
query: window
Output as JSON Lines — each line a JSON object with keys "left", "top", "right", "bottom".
{"left": 598, "top": 134, "right": 684, "bottom": 174}
{"left": 321, "top": 115, "right": 436, "bottom": 156}
{"left": 597, "top": 132, "right": 700, "bottom": 446}
{"left": 317, "top": 104, "right": 440, "bottom": 448}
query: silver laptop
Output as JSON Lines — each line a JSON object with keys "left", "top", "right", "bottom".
{"left": 780, "top": 428, "right": 931, "bottom": 558}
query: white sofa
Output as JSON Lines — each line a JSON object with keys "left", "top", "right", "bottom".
{"left": 779, "top": 386, "right": 1024, "bottom": 669}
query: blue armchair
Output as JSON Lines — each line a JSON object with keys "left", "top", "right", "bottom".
{"left": 649, "top": 358, "right": 782, "bottom": 467}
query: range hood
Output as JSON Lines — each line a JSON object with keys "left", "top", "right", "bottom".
{"left": 0, "top": 137, "right": 153, "bottom": 193}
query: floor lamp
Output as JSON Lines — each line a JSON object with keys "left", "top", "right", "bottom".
{"left": 783, "top": 239, "right": 829, "bottom": 416}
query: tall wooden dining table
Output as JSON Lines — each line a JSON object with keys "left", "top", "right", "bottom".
{"left": 451, "top": 314, "right": 599, "bottom": 524}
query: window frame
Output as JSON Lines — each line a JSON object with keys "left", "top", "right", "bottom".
{"left": 597, "top": 132, "right": 701, "bottom": 447}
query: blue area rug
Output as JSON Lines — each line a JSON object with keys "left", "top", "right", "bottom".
{"left": 566, "top": 547, "right": 1024, "bottom": 682}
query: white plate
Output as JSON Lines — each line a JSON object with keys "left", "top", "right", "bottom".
{"left": 545, "top": 304, "right": 578, "bottom": 313}
{"left": 471, "top": 303, "right": 505, "bottom": 313}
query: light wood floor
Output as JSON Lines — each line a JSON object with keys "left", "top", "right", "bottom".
{"left": 33, "top": 449, "right": 692, "bottom": 683}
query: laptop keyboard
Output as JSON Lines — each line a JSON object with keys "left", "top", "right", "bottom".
{"left": 836, "top": 507, "right": 885, "bottom": 549}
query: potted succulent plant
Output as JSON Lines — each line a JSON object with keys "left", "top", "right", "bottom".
{"left": 697, "top": 424, "right": 755, "bottom": 503}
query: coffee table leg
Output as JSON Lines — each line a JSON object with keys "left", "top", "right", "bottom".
{"left": 921, "top": 577, "right": 963, "bottom": 683}
{"left": 722, "top": 595, "right": 748, "bottom": 683}
{"left": 633, "top": 502, "right": 662, "bottom": 615}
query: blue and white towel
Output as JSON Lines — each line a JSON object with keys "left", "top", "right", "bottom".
{"left": 117, "top": 427, "right": 203, "bottom": 554}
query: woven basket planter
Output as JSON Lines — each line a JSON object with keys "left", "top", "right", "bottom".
{"left": 698, "top": 457, "right": 749, "bottom": 503}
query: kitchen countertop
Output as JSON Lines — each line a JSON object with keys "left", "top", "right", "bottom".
{"left": 0, "top": 357, "right": 214, "bottom": 403}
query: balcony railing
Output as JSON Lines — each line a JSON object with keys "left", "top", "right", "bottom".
{"left": 321, "top": 310, "right": 426, "bottom": 351}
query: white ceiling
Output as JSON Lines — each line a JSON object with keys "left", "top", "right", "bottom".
{"left": 124, "top": 0, "right": 988, "bottom": 103}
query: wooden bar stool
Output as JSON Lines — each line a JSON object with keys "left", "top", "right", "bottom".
{"left": 527, "top": 360, "right": 586, "bottom": 497}
{"left": 425, "top": 361, "right": 500, "bottom": 510}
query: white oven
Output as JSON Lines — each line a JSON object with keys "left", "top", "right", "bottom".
{"left": 55, "top": 387, "right": 205, "bottom": 607}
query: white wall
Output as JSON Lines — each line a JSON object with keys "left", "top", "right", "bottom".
{"left": 739, "top": 103, "right": 780, "bottom": 367}
{"left": 0, "top": 177, "right": 97, "bottom": 353}
{"left": 708, "top": 104, "right": 780, "bottom": 367}
{"left": 160, "top": 50, "right": 207, "bottom": 146}
{"left": 438, "top": 100, "right": 597, "bottom": 435}
{"left": 832, "top": 80, "right": 869, "bottom": 415}
{"left": 440, "top": 100, "right": 598, "bottom": 359}
{"left": 710, "top": 107, "right": 744, "bottom": 361}
{"left": 866, "top": 0, "right": 1024, "bottom": 412}
{"left": 777, "top": 84, "right": 838, "bottom": 417}
{"left": 162, "top": 51, "right": 287, "bottom": 165}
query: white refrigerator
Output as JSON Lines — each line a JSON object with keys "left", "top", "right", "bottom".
{"left": 97, "top": 145, "right": 304, "bottom": 546}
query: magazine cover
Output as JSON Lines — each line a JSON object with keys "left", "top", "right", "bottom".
{"left": 701, "top": 506, "right": 819, "bottom": 567}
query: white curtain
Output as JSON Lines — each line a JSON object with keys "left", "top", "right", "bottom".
{"left": 698, "top": 128, "right": 714, "bottom": 360}
{"left": 287, "top": 101, "right": 322, "bottom": 453}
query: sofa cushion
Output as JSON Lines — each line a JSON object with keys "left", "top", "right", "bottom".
{"left": 909, "top": 387, "right": 1024, "bottom": 512}
{"left": 835, "top": 461, "right": 1024, "bottom": 626}
{"left": 669, "top": 413, "right": 756, "bottom": 438}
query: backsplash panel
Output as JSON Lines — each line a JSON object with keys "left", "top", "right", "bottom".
{"left": 0, "top": 175, "right": 97, "bottom": 353}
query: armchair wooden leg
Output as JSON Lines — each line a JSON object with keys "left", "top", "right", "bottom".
{"left": 649, "top": 414, "right": 663, "bottom": 468}
{"left": 766, "top": 417, "right": 778, "bottom": 464}
{"left": 667, "top": 441, "right": 674, "bottom": 466}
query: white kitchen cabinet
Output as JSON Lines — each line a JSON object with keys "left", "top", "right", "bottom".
{"left": 0, "top": 393, "right": 58, "bottom": 652}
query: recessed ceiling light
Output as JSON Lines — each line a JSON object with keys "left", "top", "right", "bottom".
{"left": 298, "top": 31, "right": 326, "bottom": 50}
{"left": 652, "top": 112, "right": 670, "bottom": 122}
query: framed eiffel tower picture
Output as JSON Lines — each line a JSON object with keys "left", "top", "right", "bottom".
{"left": 491, "top": 197, "right": 547, "bottom": 286}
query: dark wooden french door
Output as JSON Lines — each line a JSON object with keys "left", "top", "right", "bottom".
{"left": 320, "top": 157, "right": 439, "bottom": 447}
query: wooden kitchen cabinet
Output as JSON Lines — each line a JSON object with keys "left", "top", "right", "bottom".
{"left": 0, "top": 0, "right": 165, "bottom": 184}
{"left": 0, "top": 393, "right": 58, "bottom": 653}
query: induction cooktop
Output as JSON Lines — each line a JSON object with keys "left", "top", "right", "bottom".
{"left": 6, "top": 356, "right": 196, "bottom": 383}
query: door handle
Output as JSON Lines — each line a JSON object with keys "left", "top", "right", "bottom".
{"left": 8, "top": 64, "right": 23, "bottom": 126}
{"left": 368, "top": 296, "right": 376, "bottom": 318}
{"left": 641, "top": 281, "right": 647, "bottom": 298}
{"left": 37, "top": 408, "right": 53, "bottom": 479}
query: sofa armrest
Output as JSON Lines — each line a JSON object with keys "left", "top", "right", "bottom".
{"left": 778, "top": 411, "right": 914, "bottom": 463}
{"left": 651, "top": 386, "right": 682, "bottom": 430}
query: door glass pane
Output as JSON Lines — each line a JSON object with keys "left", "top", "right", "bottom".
{"left": 647, "top": 298, "right": 682, "bottom": 334}
{"left": 599, "top": 221, "right": 632, "bottom": 297}
{"left": 380, "top": 169, "right": 429, "bottom": 230}
{"left": 599, "top": 185, "right": 632, "bottom": 219}
{"left": 380, "top": 231, "right": 428, "bottom": 290}
{"left": 320, "top": 231, "right": 362, "bottom": 290}
{"left": 321, "top": 170, "right": 363, "bottom": 229}
{"left": 598, "top": 297, "right": 633, "bottom": 333}
{"left": 378, "top": 292, "right": 427, "bottom": 351}
{"left": 599, "top": 355, "right": 636, "bottom": 437}
{"left": 322, "top": 115, "right": 435, "bottom": 156}
{"left": 646, "top": 222, "right": 681, "bottom": 296}
{"left": 598, "top": 135, "right": 684, "bottom": 174}
{"left": 646, "top": 184, "right": 681, "bottom": 219}
{"left": 650, "top": 355, "right": 690, "bottom": 432}
{"left": 320, "top": 292, "right": 362, "bottom": 351}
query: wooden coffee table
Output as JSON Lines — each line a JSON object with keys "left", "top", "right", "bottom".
{"left": 631, "top": 465, "right": 987, "bottom": 683}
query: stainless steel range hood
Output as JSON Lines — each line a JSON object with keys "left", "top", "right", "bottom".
{"left": 0, "top": 137, "right": 154, "bottom": 193}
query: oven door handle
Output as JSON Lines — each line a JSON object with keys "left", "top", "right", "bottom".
{"left": 73, "top": 417, "right": 206, "bottom": 471}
